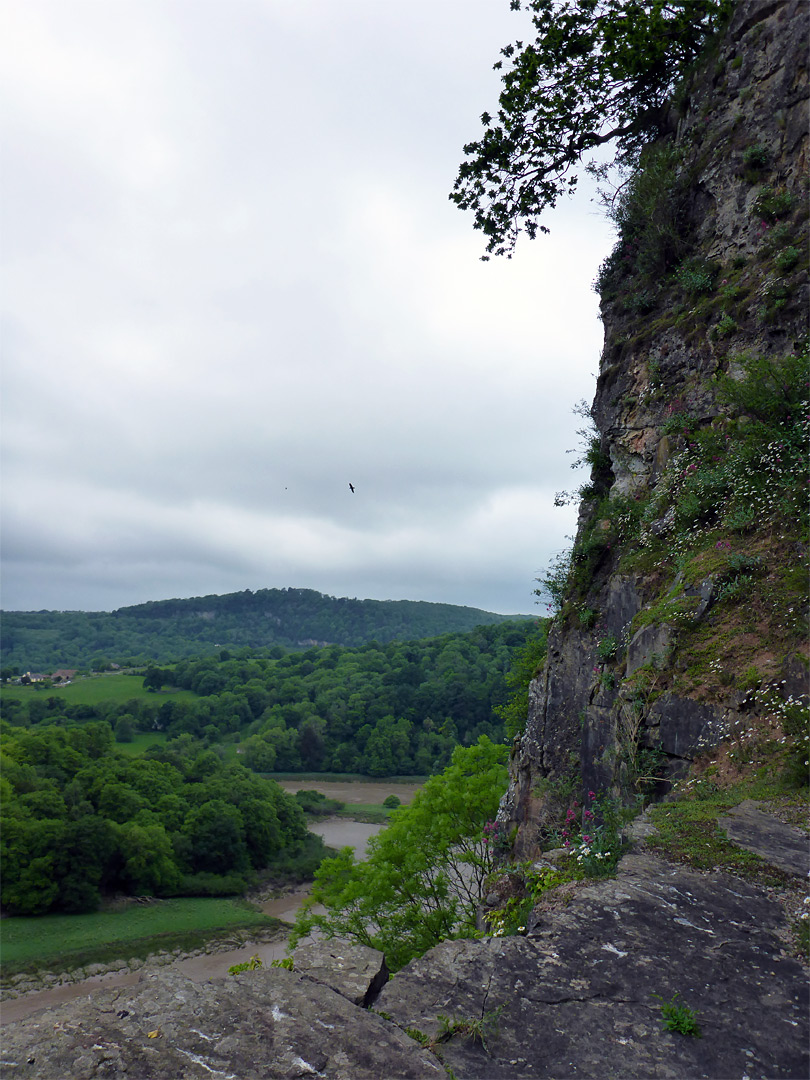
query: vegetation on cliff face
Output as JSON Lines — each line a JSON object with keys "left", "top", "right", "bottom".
{"left": 550, "top": 347, "right": 807, "bottom": 699}
{"left": 451, "top": 0, "right": 731, "bottom": 257}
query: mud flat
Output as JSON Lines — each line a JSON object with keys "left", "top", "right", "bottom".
{"left": 276, "top": 778, "right": 423, "bottom": 804}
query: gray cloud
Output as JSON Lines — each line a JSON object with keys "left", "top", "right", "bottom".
{"left": 1, "top": 0, "right": 614, "bottom": 615}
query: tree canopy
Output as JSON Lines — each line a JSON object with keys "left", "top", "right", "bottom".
{"left": 0, "top": 721, "right": 315, "bottom": 914}
{"left": 3, "top": 620, "right": 545, "bottom": 778}
{"left": 289, "top": 737, "right": 509, "bottom": 970}
{"left": 450, "top": 0, "right": 731, "bottom": 258}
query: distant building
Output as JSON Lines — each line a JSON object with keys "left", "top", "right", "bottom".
{"left": 51, "top": 669, "right": 78, "bottom": 683}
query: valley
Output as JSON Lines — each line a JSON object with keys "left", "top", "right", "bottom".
{"left": 1, "top": 777, "right": 419, "bottom": 1024}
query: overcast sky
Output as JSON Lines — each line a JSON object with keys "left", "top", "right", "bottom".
{"left": 1, "top": 0, "right": 615, "bottom": 616}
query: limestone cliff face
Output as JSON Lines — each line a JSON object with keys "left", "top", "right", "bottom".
{"left": 504, "top": 0, "right": 809, "bottom": 857}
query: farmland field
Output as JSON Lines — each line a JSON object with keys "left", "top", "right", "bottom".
{"left": 1, "top": 898, "right": 277, "bottom": 974}
{"left": 2, "top": 673, "right": 198, "bottom": 708}
{"left": 112, "top": 731, "right": 169, "bottom": 755}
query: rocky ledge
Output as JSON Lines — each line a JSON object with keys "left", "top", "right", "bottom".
{"left": 377, "top": 851, "right": 808, "bottom": 1079}
{"left": 2, "top": 808, "right": 807, "bottom": 1080}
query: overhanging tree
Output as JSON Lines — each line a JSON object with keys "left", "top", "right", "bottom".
{"left": 450, "top": 0, "right": 731, "bottom": 258}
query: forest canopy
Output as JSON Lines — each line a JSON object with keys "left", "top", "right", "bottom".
{"left": 0, "top": 722, "right": 317, "bottom": 915}
{"left": 0, "top": 621, "right": 548, "bottom": 915}
{"left": 2, "top": 621, "right": 546, "bottom": 778}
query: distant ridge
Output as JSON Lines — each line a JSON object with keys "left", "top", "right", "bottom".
{"left": 1, "top": 587, "right": 533, "bottom": 671}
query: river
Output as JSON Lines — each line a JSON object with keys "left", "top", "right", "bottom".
{"left": 0, "top": 780, "right": 421, "bottom": 1025}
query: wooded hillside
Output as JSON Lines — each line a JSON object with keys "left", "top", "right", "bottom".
{"left": 2, "top": 620, "right": 546, "bottom": 777}
{"left": 1, "top": 587, "right": 530, "bottom": 673}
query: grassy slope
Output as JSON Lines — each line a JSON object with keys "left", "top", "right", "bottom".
{"left": 113, "top": 731, "right": 169, "bottom": 755}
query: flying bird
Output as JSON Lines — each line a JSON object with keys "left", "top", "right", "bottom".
{"left": 348, "top": 483, "right": 355, "bottom": 493}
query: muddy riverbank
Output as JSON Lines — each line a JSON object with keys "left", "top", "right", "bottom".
{"left": 276, "top": 779, "right": 423, "bottom": 805}
{"left": 0, "top": 925, "right": 291, "bottom": 1025}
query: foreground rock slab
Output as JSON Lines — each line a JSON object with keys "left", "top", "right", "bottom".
{"left": 376, "top": 853, "right": 809, "bottom": 1079}
{"left": 3, "top": 852, "right": 807, "bottom": 1079}
{"left": 0, "top": 967, "right": 442, "bottom": 1080}
{"left": 718, "top": 800, "right": 810, "bottom": 878}
{"left": 293, "top": 938, "right": 389, "bottom": 1006}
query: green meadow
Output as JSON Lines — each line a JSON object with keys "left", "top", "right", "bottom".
{"left": 113, "top": 731, "right": 169, "bottom": 755}
{"left": 3, "top": 673, "right": 197, "bottom": 708}
{"left": 0, "top": 898, "right": 279, "bottom": 978}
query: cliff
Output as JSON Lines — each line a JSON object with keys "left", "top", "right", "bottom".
{"left": 503, "top": 0, "right": 809, "bottom": 856}
{"left": 1, "top": 4, "right": 808, "bottom": 1077}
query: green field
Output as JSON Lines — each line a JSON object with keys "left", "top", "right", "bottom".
{"left": 114, "top": 731, "right": 169, "bottom": 755}
{"left": 0, "top": 898, "right": 278, "bottom": 977}
{"left": 2, "top": 673, "right": 198, "bottom": 708}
